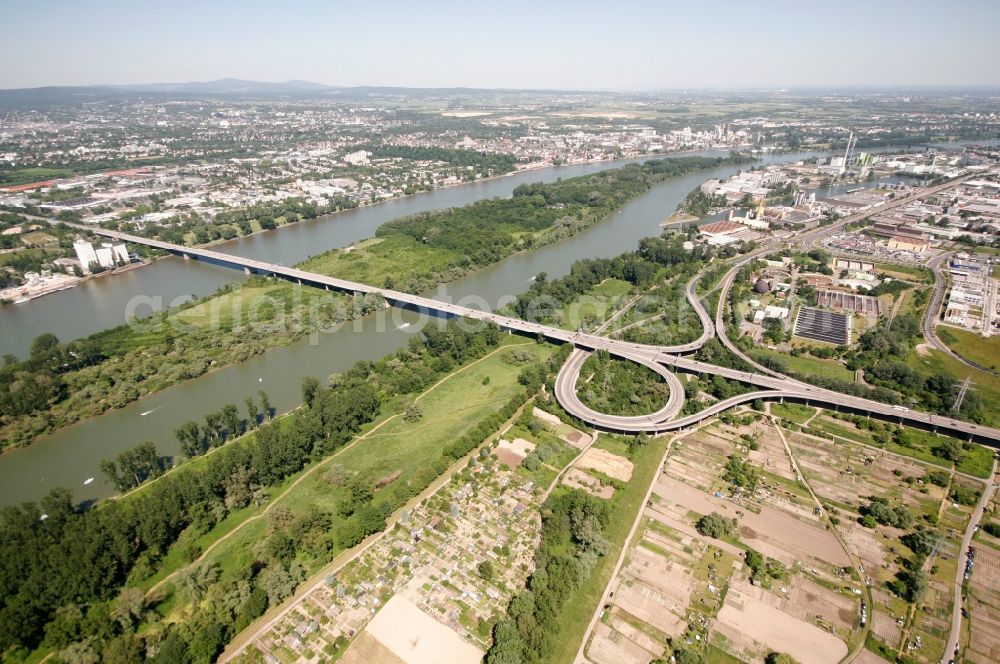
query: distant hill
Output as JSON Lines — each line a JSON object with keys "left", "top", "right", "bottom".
{"left": 0, "top": 79, "right": 603, "bottom": 106}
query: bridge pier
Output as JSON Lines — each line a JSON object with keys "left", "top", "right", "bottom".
{"left": 182, "top": 253, "right": 191, "bottom": 260}
{"left": 244, "top": 266, "right": 251, "bottom": 275}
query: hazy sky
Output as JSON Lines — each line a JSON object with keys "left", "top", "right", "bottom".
{"left": 3, "top": 0, "right": 998, "bottom": 90}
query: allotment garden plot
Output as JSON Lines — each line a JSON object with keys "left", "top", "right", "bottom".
{"left": 786, "top": 412, "right": 988, "bottom": 664}
{"left": 582, "top": 412, "right": 861, "bottom": 664}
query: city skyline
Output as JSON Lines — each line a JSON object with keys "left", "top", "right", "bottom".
{"left": 3, "top": 0, "right": 1000, "bottom": 90}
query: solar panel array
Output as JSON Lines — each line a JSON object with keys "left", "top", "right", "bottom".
{"left": 817, "top": 290, "right": 880, "bottom": 315}
{"left": 793, "top": 307, "right": 851, "bottom": 345}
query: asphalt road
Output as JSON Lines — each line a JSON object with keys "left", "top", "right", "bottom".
{"left": 71, "top": 172, "right": 1000, "bottom": 444}
{"left": 941, "top": 459, "right": 998, "bottom": 664}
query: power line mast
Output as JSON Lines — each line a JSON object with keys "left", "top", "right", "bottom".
{"left": 953, "top": 376, "right": 973, "bottom": 413}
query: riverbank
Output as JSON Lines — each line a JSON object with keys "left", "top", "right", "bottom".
{"left": 0, "top": 149, "right": 830, "bottom": 507}
{"left": 0, "top": 155, "right": 746, "bottom": 453}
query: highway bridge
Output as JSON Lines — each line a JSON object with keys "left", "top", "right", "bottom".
{"left": 76, "top": 221, "right": 1000, "bottom": 445}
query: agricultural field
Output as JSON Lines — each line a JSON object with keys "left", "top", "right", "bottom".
{"left": 580, "top": 411, "right": 862, "bottom": 664}
{"left": 788, "top": 415, "right": 989, "bottom": 664}
{"left": 229, "top": 393, "right": 593, "bottom": 663}
{"left": 965, "top": 475, "right": 1000, "bottom": 664}
{"left": 578, "top": 405, "right": 994, "bottom": 664}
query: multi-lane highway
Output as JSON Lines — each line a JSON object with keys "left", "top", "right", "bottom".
{"left": 73, "top": 211, "right": 1000, "bottom": 444}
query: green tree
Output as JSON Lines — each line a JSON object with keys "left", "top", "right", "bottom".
{"left": 301, "top": 376, "right": 320, "bottom": 409}
{"left": 258, "top": 389, "right": 272, "bottom": 420}
{"left": 695, "top": 512, "right": 735, "bottom": 539}
{"left": 29, "top": 333, "right": 60, "bottom": 360}
{"left": 221, "top": 403, "right": 242, "bottom": 439}
{"left": 245, "top": 396, "right": 260, "bottom": 428}
{"left": 478, "top": 560, "right": 496, "bottom": 581}
{"left": 175, "top": 421, "right": 203, "bottom": 458}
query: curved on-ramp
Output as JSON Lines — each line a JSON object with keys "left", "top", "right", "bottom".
{"left": 554, "top": 348, "right": 685, "bottom": 431}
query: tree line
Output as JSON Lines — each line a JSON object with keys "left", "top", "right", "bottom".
{"left": 364, "top": 155, "right": 750, "bottom": 294}
{"left": 0, "top": 319, "right": 546, "bottom": 661}
{"left": 486, "top": 488, "right": 612, "bottom": 664}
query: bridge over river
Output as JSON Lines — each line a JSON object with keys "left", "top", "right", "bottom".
{"left": 78, "top": 223, "right": 1000, "bottom": 445}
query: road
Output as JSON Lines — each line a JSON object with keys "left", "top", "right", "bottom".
{"left": 941, "top": 458, "right": 997, "bottom": 664}
{"left": 801, "top": 173, "right": 976, "bottom": 247}
{"left": 59, "top": 213, "right": 1000, "bottom": 444}
{"left": 921, "top": 252, "right": 1000, "bottom": 377}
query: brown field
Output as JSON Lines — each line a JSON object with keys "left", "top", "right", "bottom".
{"left": 495, "top": 437, "right": 534, "bottom": 468}
{"left": 340, "top": 632, "right": 407, "bottom": 664}
{"left": 562, "top": 467, "right": 615, "bottom": 499}
{"left": 968, "top": 542, "right": 1000, "bottom": 663}
{"left": 532, "top": 406, "right": 562, "bottom": 427}
{"left": 532, "top": 406, "right": 590, "bottom": 448}
{"left": 853, "top": 647, "right": 893, "bottom": 664}
{"left": 786, "top": 424, "right": 984, "bottom": 664}
{"left": 658, "top": 474, "right": 849, "bottom": 567}
{"left": 871, "top": 610, "right": 903, "bottom": 646}
{"left": 362, "top": 595, "right": 484, "bottom": 664}
{"left": 716, "top": 584, "right": 848, "bottom": 664}
{"left": 587, "top": 621, "right": 659, "bottom": 664}
{"left": 576, "top": 446, "right": 634, "bottom": 481}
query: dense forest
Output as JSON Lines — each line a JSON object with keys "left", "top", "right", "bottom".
{"left": 510, "top": 231, "right": 754, "bottom": 326}
{"left": 577, "top": 350, "right": 671, "bottom": 416}
{"left": 486, "top": 488, "right": 611, "bottom": 664}
{"left": 361, "top": 145, "right": 518, "bottom": 176}
{"left": 0, "top": 320, "right": 554, "bottom": 662}
{"left": 367, "top": 155, "right": 749, "bottom": 292}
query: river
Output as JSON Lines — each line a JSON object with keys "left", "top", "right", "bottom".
{"left": 7, "top": 148, "right": 893, "bottom": 507}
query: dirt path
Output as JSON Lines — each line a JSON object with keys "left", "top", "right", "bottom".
{"left": 218, "top": 342, "right": 538, "bottom": 661}
{"left": 769, "top": 413, "right": 872, "bottom": 664}
{"left": 573, "top": 422, "right": 712, "bottom": 663}
{"left": 148, "top": 342, "right": 531, "bottom": 598}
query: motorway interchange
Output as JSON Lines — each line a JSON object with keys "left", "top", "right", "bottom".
{"left": 79, "top": 175, "right": 1000, "bottom": 446}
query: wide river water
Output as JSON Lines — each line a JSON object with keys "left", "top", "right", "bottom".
{"left": 2, "top": 147, "right": 924, "bottom": 506}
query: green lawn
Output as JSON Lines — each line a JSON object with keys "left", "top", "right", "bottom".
{"left": 771, "top": 402, "right": 815, "bottom": 424}
{"left": 0, "top": 166, "right": 72, "bottom": 185}
{"left": 300, "top": 234, "right": 461, "bottom": 290}
{"left": 809, "top": 417, "right": 876, "bottom": 445}
{"left": 560, "top": 278, "right": 633, "bottom": 331}
{"left": 594, "top": 433, "right": 632, "bottom": 458}
{"left": 811, "top": 414, "right": 994, "bottom": 480}
{"left": 875, "top": 262, "right": 933, "bottom": 284}
{"left": 755, "top": 349, "right": 855, "bottom": 383}
{"left": 938, "top": 327, "right": 1000, "bottom": 372}
{"left": 171, "top": 285, "right": 287, "bottom": 328}
{"left": 908, "top": 348, "right": 1000, "bottom": 428}
{"left": 547, "top": 437, "right": 668, "bottom": 664}
{"left": 187, "top": 340, "right": 555, "bottom": 587}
